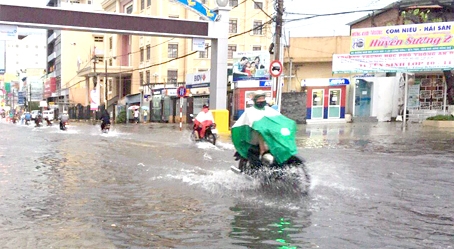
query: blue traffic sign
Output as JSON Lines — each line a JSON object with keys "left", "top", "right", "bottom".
{"left": 177, "top": 86, "right": 187, "bottom": 97}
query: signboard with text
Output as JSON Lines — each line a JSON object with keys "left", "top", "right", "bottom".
{"left": 332, "top": 51, "right": 454, "bottom": 74}
{"left": 232, "top": 51, "right": 270, "bottom": 82}
{"left": 350, "top": 22, "right": 454, "bottom": 54}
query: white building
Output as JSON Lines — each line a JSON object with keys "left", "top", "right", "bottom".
{"left": 5, "top": 29, "right": 47, "bottom": 75}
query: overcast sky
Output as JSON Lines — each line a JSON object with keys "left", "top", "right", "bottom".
{"left": 284, "top": 0, "right": 396, "bottom": 37}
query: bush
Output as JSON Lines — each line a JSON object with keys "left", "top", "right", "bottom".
{"left": 116, "top": 111, "right": 126, "bottom": 123}
{"left": 426, "top": 115, "right": 454, "bottom": 121}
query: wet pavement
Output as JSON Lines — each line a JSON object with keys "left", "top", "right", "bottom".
{"left": 0, "top": 119, "right": 453, "bottom": 248}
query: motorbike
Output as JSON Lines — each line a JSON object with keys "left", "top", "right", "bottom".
{"left": 102, "top": 123, "right": 110, "bottom": 133}
{"left": 34, "top": 116, "right": 42, "bottom": 127}
{"left": 230, "top": 106, "right": 310, "bottom": 191}
{"left": 189, "top": 114, "right": 217, "bottom": 145}
{"left": 60, "top": 121, "right": 68, "bottom": 131}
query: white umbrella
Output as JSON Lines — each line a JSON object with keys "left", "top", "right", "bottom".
{"left": 128, "top": 105, "right": 140, "bottom": 110}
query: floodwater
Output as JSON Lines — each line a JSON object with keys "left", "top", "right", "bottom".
{"left": 0, "top": 119, "right": 453, "bottom": 248}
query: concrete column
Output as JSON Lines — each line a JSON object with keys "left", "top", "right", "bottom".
{"left": 209, "top": 7, "right": 229, "bottom": 110}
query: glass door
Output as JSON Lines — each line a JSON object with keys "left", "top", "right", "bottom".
{"left": 355, "top": 79, "right": 372, "bottom": 117}
{"left": 328, "top": 89, "right": 341, "bottom": 118}
{"left": 311, "top": 89, "right": 324, "bottom": 119}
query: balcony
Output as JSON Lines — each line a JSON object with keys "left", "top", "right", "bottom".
{"left": 48, "top": 52, "right": 57, "bottom": 62}
{"left": 47, "top": 32, "right": 57, "bottom": 43}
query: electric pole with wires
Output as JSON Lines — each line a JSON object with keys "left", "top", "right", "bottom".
{"left": 273, "top": 0, "right": 284, "bottom": 111}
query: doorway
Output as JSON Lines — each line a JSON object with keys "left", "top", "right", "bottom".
{"left": 355, "top": 79, "right": 372, "bottom": 117}
{"left": 311, "top": 89, "right": 324, "bottom": 119}
{"left": 328, "top": 89, "right": 341, "bottom": 118}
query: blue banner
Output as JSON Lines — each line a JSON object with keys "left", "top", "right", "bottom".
{"left": 173, "top": 0, "right": 218, "bottom": 21}
{"left": 18, "top": 91, "right": 25, "bottom": 105}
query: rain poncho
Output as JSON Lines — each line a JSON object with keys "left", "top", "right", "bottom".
{"left": 231, "top": 106, "right": 298, "bottom": 164}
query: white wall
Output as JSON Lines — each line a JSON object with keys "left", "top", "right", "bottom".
{"left": 370, "top": 77, "right": 399, "bottom": 121}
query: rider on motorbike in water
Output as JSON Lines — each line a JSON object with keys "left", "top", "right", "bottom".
{"left": 100, "top": 110, "right": 111, "bottom": 131}
{"left": 232, "top": 90, "right": 298, "bottom": 167}
{"left": 59, "top": 112, "right": 69, "bottom": 130}
{"left": 194, "top": 104, "right": 215, "bottom": 140}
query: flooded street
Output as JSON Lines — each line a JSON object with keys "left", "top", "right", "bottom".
{"left": 0, "top": 120, "right": 453, "bottom": 248}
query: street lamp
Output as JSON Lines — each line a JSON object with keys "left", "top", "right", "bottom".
{"left": 215, "top": 0, "right": 228, "bottom": 7}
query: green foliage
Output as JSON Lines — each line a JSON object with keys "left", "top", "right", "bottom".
{"left": 116, "top": 110, "right": 126, "bottom": 123}
{"left": 426, "top": 115, "right": 454, "bottom": 121}
{"left": 400, "top": 8, "right": 442, "bottom": 24}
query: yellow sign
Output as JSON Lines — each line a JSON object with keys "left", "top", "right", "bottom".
{"left": 350, "top": 22, "right": 454, "bottom": 54}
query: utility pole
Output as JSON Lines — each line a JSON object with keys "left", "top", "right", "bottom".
{"left": 274, "top": 0, "right": 283, "bottom": 64}
{"left": 92, "top": 49, "right": 97, "bottom": 124}
{"left": 273, "top": 0, "right": 284, "bottom": 109}
{"left": 105, "top": 59, "right": 108, "bottom": 113}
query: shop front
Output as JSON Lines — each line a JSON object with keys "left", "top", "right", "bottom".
{"left": 233, "top": 80, "right": 272, "bottom": 119}
{"left": 302, "top": 78, "right": 348, "bottom": 122}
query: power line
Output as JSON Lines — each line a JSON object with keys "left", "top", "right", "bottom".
{"left": 284, "top": 7, "right": 396, "bottom": 23}
{"left": 251, "top": 0, "right": 274, "bottom": 19}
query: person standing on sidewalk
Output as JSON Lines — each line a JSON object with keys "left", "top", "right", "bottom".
{"left": 134, "top": 109, "right": 139, "bottom": 124}
{"left": 143, "top": 110, "right": 148, "bottom": 123}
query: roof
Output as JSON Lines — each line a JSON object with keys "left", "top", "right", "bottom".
{"left": 347, "top": 0, "right": 454, "bottom": 26}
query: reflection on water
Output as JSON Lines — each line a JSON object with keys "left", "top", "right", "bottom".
{"left": 229, "top": 200, "right": 312, "bottom": 249}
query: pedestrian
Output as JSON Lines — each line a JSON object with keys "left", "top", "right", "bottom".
{"left": 134, "top": 109, "right": 139, "bottom": 123}
{"left": 143, "top": 110, "right": 148, "bottom": 123}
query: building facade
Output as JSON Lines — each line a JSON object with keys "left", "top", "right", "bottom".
{"left": 99, "top": 0, "right": 273, "bottom": 122}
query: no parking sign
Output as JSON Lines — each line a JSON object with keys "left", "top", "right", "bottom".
{"left": 269, "top": 60, "right": 283, "bottom": 77}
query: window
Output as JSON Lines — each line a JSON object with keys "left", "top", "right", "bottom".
{"left": 140, "top": 0, "right": 144, "bottom": 10}
{"left": 147, "top": 0, "right": 151, "bottom": 7}
{"left": 109, "top": 37, "right": 113, "bottom": 50}
{"left": 146, "top": 70, "right": 150, "bottom": 84}
{"left": 167, "top": 70, "right": 178, "bottom": 83}
{"left": 229, "top": 19, "right": 237, "bottom": 33}
{"left": 139, "top": 72, "right": 144, "bottom": 85}
{"left": 199, "top": 44, "right": 209, "bottom": 58}
{"left": 228, "top": 45, "right": 236, "bottom": 59}
{"left": 109, "top": 58, "right": 113, "bottom": 66}
{"left": 96, "top": 56, "right": 104, "bottom": 63}
{"left": 126, "top": 5, "right": 133, "bottom": 14}
{"left": 94, "top": 36, "right": 103, "bottom": 42}
{"left": 140, "top": 47, "right": 144, "bottom": 62}
{"left": 88, "top": 0, "right": 92, "bottom": 4}
{"left": 108, "top": 79, "right": 112, "bottom": 91}
{"left": 229, "top": 0, "right": 238, "bottom": 7}
{"left": 168, "top": 44, "right": 178, "bottom": 58}
{"left": 253, "top": 21, "right": 263, "bottom": 35}
{"left": 146, "top": 45, "right": 151, "bottom": 60}
{"left": 254, "top": 1, "right": 263, "bottom": 9}
{"left": 253, "top": 46, "right": 261, "bottom": 51}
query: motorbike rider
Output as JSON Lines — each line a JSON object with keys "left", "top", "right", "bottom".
{"left": 194, "top": 104, "right": 215, "bottom": 140}
{"left": 232, "top": 90, "right": 277, "bottom": 164}
{"left": 59, "top": 112, "right": 69, "bottom": 130}
{"left": 24, "top": 112, "right": 31, "bottom": 125}
{"left": 100, "top": 110, "right": 111, "bottom": 131}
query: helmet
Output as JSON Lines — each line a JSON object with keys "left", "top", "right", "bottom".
{"left": 253, "top": 90, "right": 266, "bottom": 103}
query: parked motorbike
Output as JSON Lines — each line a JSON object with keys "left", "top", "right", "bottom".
{"left": 189, "top": 114, "right": 217, "bottom": 145}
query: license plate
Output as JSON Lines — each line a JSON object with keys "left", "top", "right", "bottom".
{"left": 211, "top": 128, "right": 218, "bottom": 134}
